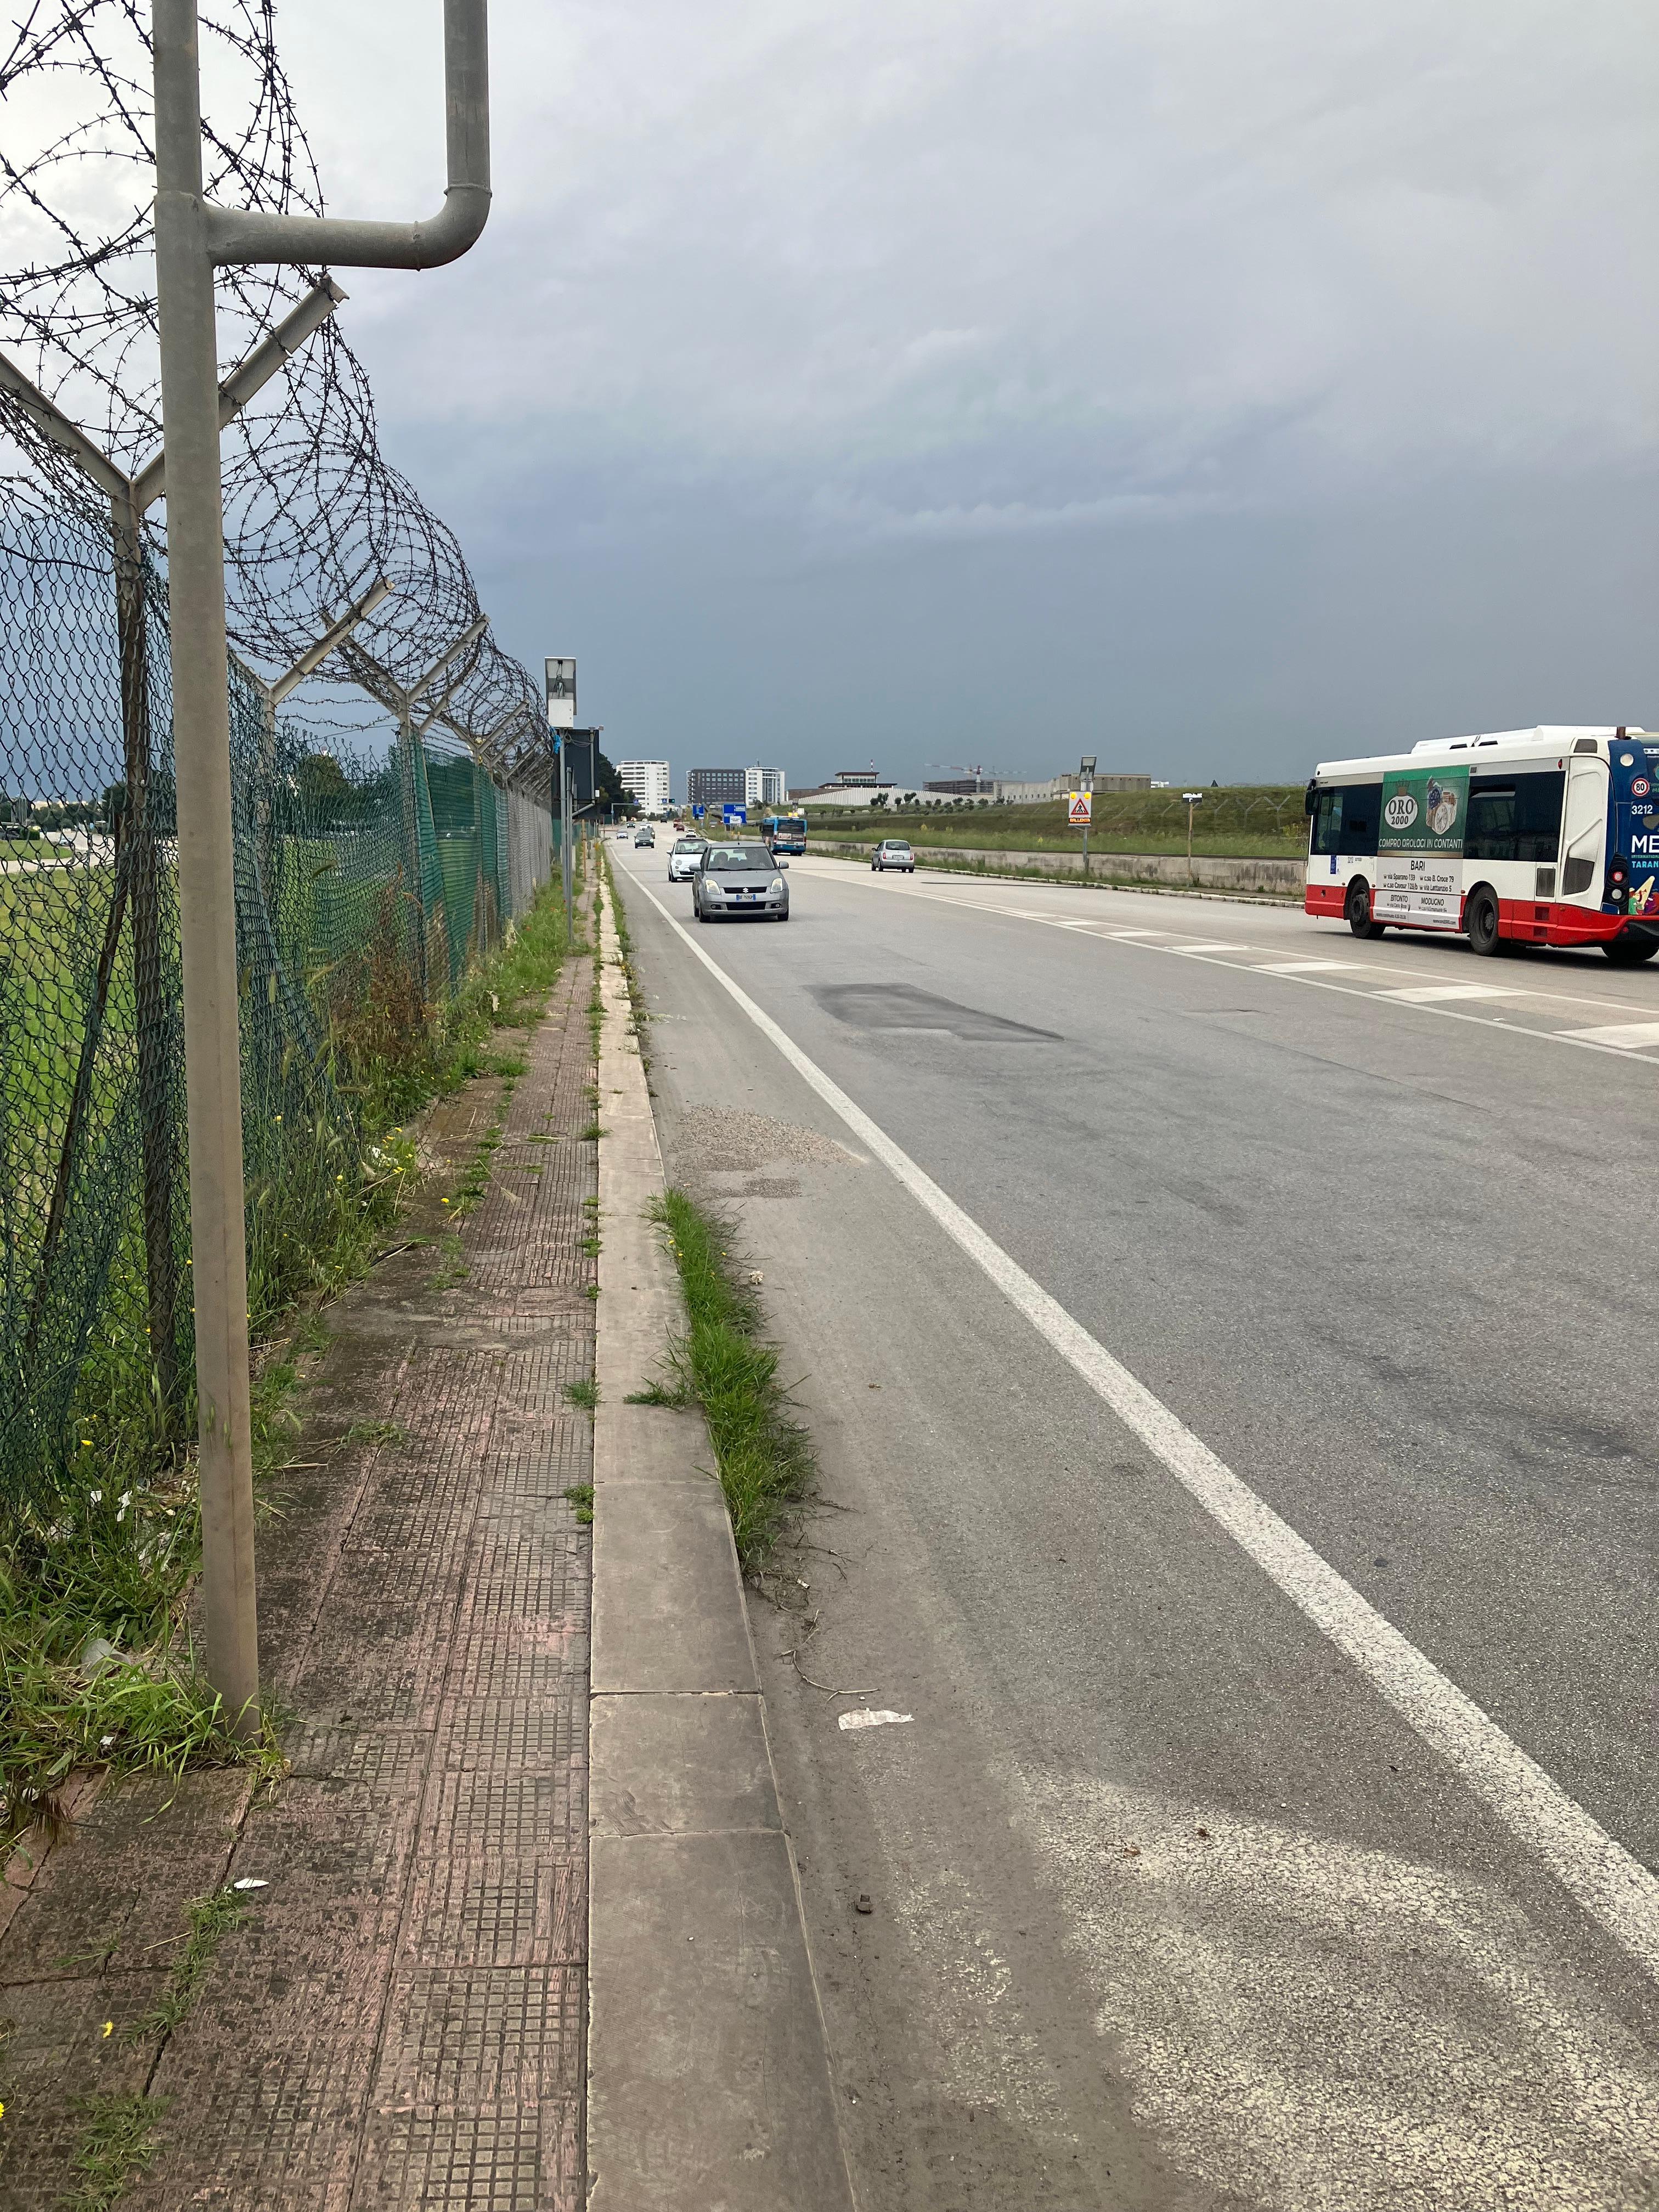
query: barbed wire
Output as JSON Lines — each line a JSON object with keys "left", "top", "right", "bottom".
{"left": 0, "top": 0, "right": 545, "bottom": 779}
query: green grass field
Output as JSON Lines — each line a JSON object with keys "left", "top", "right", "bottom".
{"left": 802, "top": 783, "right": 1308, "bottom": 859}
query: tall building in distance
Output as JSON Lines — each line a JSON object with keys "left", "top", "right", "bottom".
{"left": 616, "top": 759, "right": 671, "bottom": 814}
{"left": 686, "top": 766, "right": 747, "bottom": 812}
{"left": 744, "top": 765, "right": 787, "bottom": 810}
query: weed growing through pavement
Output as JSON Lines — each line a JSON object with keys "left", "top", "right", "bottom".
{"left": 430, "top": 1232, "right": 470, "bottom": 1291}
{"left": 564, "top": 1483, "right": 595, "bottom": 1525}
{"left": 647, "top": 1192, "right": 814, "bottom": 1573}
{"left": 341, "top": 1419, "right": 407, "bottom": 1450}
{"left": 563, "top": 1379, "right": 599, "bottom": 1411}
{"left": 126, "top": 1886, "right": 249, "bottom": 2042}
{"left": 55, "top": 1881, "right": 249, "bottom": 2203}
{"left": 58, "top": 2091, "right": 168, "bottom": 2210}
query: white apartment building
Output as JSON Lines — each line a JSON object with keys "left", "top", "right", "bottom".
{"left": 617, "top": 759, "right": 672, "bottom": 814}
{"left": 744, "top": 765, "right": 787, "bottom": 809}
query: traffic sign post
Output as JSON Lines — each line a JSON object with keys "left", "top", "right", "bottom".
{"left": 723, "top": 804, "right": 747, "bottom": 826}
{"left": 1075, "top": 754, "right": 1096, "bottom": 878}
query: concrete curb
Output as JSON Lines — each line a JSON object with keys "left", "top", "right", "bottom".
{"left": 586, "top": 873, "right": 856, "bottom": 2212}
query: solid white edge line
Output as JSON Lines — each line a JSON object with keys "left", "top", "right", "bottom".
{"left": 623, "top": 855, "right": 1659, "bottom": 1988}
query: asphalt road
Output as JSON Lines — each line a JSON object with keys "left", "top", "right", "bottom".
{"left": 608, "top": 840, "right": 1659, "bottom": 2212}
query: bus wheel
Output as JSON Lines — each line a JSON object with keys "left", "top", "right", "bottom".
{"left": 1604, "top": 938, "right": 1659, "bottom": 964}
{"left": 1345, "top": 879, "right": 1385, "bottom": 939}
{"left": 1466, "top": 886, "right": 1503, "bottom": 956}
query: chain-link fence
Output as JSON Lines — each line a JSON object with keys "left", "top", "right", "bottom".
{"left": 0, "top": 487, "right": 552, "bottom": 1542}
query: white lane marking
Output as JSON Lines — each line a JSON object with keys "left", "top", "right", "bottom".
{"left": 787, "top": 856, "right": 1659, "bottom": 1043}
{"left": 839, "top": 1708, "right": 913, "bottom": 1732}
{"left": 625, "top": 862, "right": 1659, "bottom": 1989}
{"left": 1251, "top": 958, "right": 1359, "bottom": 974}
{"left": 1561, "top": 1020, "right": 1659, "bottom": 1049}
{"left": 1383, "top": 984, "right": 1526, "bottom": 1005}
{"left": 1172, "top": 941, "right": 1251, "bottom": 954}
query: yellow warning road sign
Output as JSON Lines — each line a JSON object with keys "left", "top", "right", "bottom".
{"left": 1068, "top": 790, "right": 1092, "bottom": 824}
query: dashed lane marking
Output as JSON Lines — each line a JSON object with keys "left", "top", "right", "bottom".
{"left": 1383, "top": 984, "right": 1526, "bottom": 1004}
{"left": 782, "top": 860, "right": 1659, "bottom": 1055}
{"left": 1560, "top": 1020, "right": 1659, "bottom": 1049}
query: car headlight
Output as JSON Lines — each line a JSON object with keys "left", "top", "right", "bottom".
{"left": 706, "top": 881, "right": 724, "bottom": 896}
{"left": 771, "top": 877, "right": 783, "bottom": 894}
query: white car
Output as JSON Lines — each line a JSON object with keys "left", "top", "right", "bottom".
{"left": 871, "top": 838, "right": 915, "bottom": 873}
{"left": 668, "top": 836, "right": 708, "bottom": 882}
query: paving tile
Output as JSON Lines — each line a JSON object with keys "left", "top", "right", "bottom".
{"left": 353, "top": 2106, "right": 583, "bottom": 2209}
{"left": 369, "top": 1964, "right": 585, "bottom": 2110}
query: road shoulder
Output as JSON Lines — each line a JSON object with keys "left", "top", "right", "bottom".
{"left": 586, "top": 867, "right": 855, "bottom": 2212}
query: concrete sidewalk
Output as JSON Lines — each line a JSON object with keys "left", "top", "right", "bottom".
{"left": 585, "top": 876, "right": 855, "bottom": 2212}
{"left": 0, "top": 932, "right": 597, "bottom": 2208}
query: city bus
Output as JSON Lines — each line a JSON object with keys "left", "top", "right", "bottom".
{"left": 1305, "top": 726, "right": 1659, "bottom": 963}
{"left": 763, "top": 811, "right": 808, "bottom": 854}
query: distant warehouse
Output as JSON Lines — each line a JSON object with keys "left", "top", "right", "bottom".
{"left": 991, "top": 772, "right": 1152, "bottom": 802}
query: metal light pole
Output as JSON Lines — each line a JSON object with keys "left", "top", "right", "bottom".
{"left": 152, "top": 0, "right": 491, "bottom": 1728}
{"left": 560, "top": 738, "right": 574, "bottom": 939}
{"left": 1080, "top": 753, "right": 1096, "bottom": 879}
{"left": 1182, "top": 791, "right": 1205, "bottom": 881}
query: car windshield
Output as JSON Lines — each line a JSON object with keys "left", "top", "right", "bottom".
{"left": 704, "top": 845, "right": 772, "bottom": 872}
{"left": 886, "top": 840, "right": 911, "bottom": 851}
{"left": 674, "top": 838, "right": 704, "bottom": 853}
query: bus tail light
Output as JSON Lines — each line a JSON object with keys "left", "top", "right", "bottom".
{"left": 1606, "top": 855, "right": 1631, "bottom": 912}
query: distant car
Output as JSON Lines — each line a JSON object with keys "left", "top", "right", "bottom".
{"left": 693, "top": 842, "right": 790, "bottom": 923}
{"left": 668, "top": 836, "right": 708, "bottom": 882}
{"left": 872, "top": 838, "right": 915, "bottom": 873}
{"left": 634, "top": 825, "right": 656, "bottom": 848}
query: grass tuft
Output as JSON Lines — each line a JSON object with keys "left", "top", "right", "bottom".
{"left": 562, "top": 1379, "right": 599, "bottom": 1411}
{"left": 126, "top": 1886, "right": 248, "bottom": 2043}
{"left": 58, "top": 2092, "right": 168, "bottom": 2211}
{"left": 648, "top": 1192, "right": 814, "bottom": 1572}
{"left": 563, "top": 1483, "right": 594, "bottom": 1525}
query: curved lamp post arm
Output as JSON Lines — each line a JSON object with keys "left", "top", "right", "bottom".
{"left": 204, "top": 0, "right": 490, "bottom": 270}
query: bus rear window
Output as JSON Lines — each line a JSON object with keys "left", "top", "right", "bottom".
{"left": 1465, "top": 771, "right": 1564, "bottom": 864}
{"left": 1310, "top": 785, "right": 1380, "bottom": 856}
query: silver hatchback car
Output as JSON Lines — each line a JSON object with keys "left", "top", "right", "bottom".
{"left": 871, "top": 838, "right": 915, "bottom": 873}
{"left": 693, "top": 842, "right": 790, "bottom": 922}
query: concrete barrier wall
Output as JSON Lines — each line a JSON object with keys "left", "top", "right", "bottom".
{"left": 807, "top": 842, "right": 1306, "bottom": 898}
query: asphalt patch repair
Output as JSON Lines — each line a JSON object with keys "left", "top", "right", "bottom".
{"left": 0, "top": 951, "right": 597, "bottom": 2209}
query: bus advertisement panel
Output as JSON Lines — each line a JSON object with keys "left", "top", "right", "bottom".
{"left": 1375, "top": 766, "right": 1468, "bottom": 927}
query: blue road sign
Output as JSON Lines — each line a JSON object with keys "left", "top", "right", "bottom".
{"left": 723, "top": 804, "right": 747, "bottom": 825}
{"left": 691, "top": 804, "right": 705, "bottom": 819}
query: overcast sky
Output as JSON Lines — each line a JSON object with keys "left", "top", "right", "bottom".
{"left": 274, "top": 0, "right": 1657, "bottom": 788}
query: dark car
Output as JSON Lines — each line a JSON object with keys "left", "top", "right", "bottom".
{"left": 693, "top": 841, "right": 790, "bottom": 923}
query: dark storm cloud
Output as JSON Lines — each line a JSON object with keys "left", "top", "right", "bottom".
{"left": 272, "top": 0, "right": 1659, "bottom": 780}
